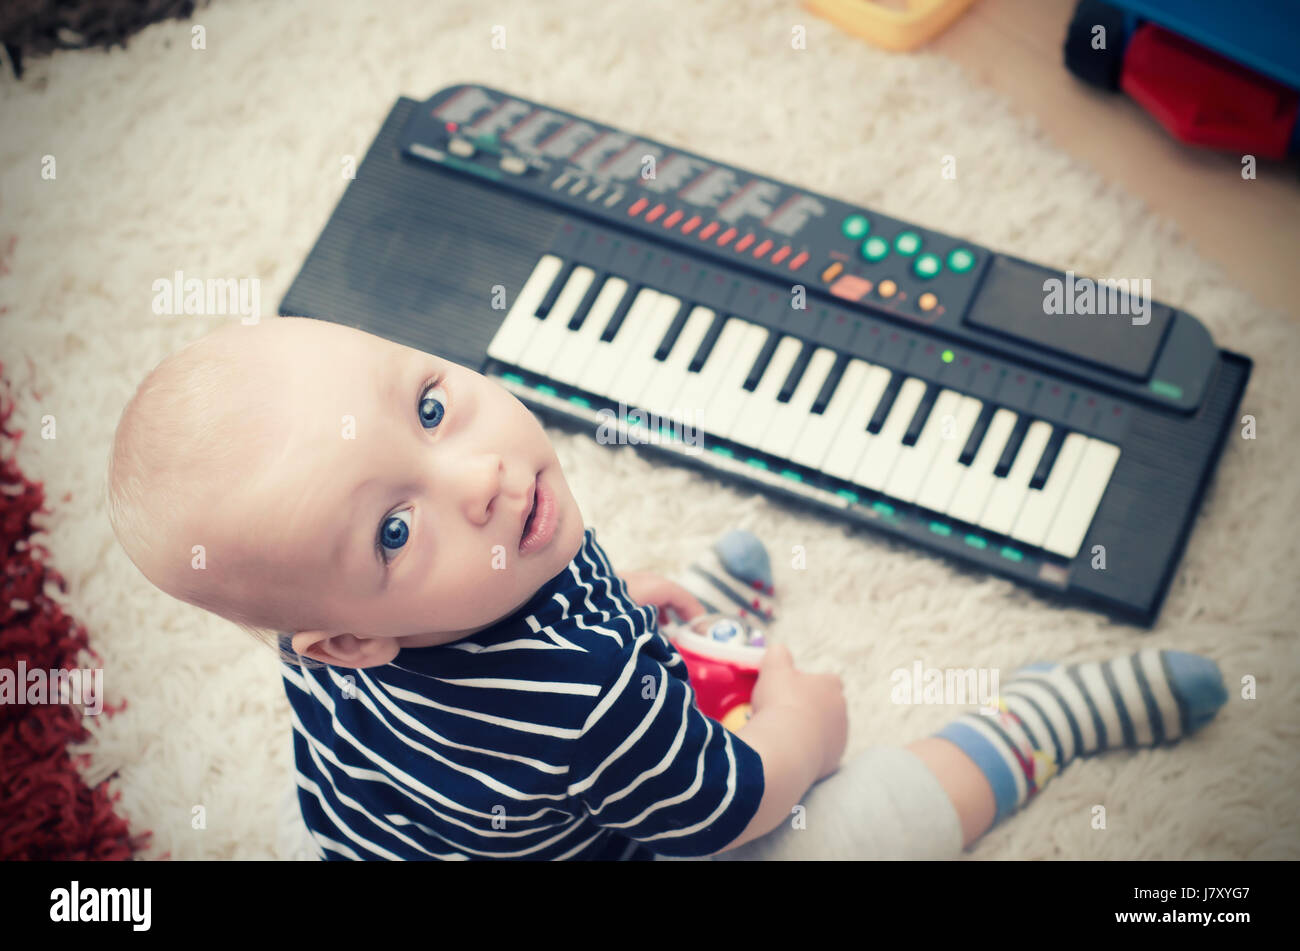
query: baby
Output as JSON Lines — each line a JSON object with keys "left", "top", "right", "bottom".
{"left": 108, "top": 316, "right": 1229, "bottom": 860}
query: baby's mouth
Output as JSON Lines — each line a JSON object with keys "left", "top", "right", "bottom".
{"left": 521, "top": 477, "right": 539, "bottom": 542}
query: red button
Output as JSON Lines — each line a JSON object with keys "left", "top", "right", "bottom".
{"left": 627, "top": 198, "right": 649, "bottom": 216}
{"left": 662, "top": 209, "right": 683, "bottom": 229}
{"left": 645, "top": 203, "right": 666, "bottom": 222}
{"left": 788, "top": 251, "right": 809, "bottom": 270}
{"left": 699, "top": 222, "right": 720, "bottom": 240}
{"left": 830, "top": 275, "right": 873, "bottom": 301}
{"left": 752, "top": 239, "right": 773, "bottom": 258}
{"left": 717, "top": 227, "right": 737, "bottom": 246}
{"left": 681, "top": 216, "right": 702, "bottom": 234}
{"left": 770, "top": 246, "right": 791, "bottom": 264}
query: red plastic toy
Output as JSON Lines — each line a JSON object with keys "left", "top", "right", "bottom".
{"left": 666, "top": 614, "right": 766, "bottom": 732}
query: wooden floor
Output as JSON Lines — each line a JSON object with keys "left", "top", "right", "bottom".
{"left": 915, "top": 0, "right": 1300, "bottom": 318}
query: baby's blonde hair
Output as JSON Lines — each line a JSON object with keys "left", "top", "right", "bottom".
{"left": 106, "top": 325, "right": 327, "bottom": 670}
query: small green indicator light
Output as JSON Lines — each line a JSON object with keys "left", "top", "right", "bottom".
{"left": 780, "top": 469, "right": 803, "bottom": 482}
{"left": 836, "top": 489, "right": 859, "bottom": 504}
{"left": 711, "top": 446, "right": 734, "bottom": 457}
{"left": 860, "top": 236, "right": 890, "bottom": 262}
{"left": 928, "top": 521, "right": 952, "bottom": 537}
{"left": 536, "top": 384, "right": 557, "bottom": 396}
{"left": 746, "top": 457, "right": 769, "bottom": 470}
{"left": 894, "top": 231, "right": 922, "bottom": 256}
{"left": 947, "top": 248, "right": 976, "bottom": 273}
{"left": 872, "top": 501, "right": 895, "bottom": 517}
{"left": 502, "top": 372, "right": 525, "bottom": 385}
{"left": 568, "top": 395, "right": 590, "bottom": 408}
{"left": 660, "top": 425, "right": 677, "bottom": 440}
{"left": 1150, "top": 379, "right": 1183, "bottom": 400}
{"left": 941, "top": 349, "right": 955, "bottom": 364}
{"left": 913, "top": 253, "right": 941, "bottom": 279}
{"left": 965, "top": 534, "right": 987, "bottom": 550}
{"left": 841, "top": 214, "right": 870, "bottom": 240}
{"left": 1000, "top": 546, "right": 1024, "bottom": 563}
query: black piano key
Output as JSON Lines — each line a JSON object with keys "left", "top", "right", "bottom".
{"left": 810, "top": 353, "right": 850, "bottom": 415}
{"left": 866, "top": 372, "right": 905, "bottom": 434}
{"left": 1030, "top": 427, "right": 1068, "bottom": 490}
{"left": 567, "top": 272, "right": 607, "bottom": 330}
{"left": 994, "top": 415, "right": 1031, "bottom": 478}
{"left": 959, "top": 404, "right": 996, "bottom": 466}
{"left": 902, "top": 383, "right": 941, "bottom": 447}
{"left": 600, "top": 283, "right": 641, "bottom": 341}
{"left": 688, "top": 312, "right": 730, "bottom": 373}
{"left": 743, "top": 331, "right": 782, "bottom": 391}
{"left": 777, "top": 343, "right": 817, "bottom": 403}
{"left": 653, "top": 300, "right": 695, "bottom": 361}
{"left": 536, "top": 259, "right": 575, "bottom": 318}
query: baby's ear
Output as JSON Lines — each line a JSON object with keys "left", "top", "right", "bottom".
{"left": 291, "top": 630, "right": 400, "bottom": 669}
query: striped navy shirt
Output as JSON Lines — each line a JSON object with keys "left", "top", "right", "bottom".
{"left": 281, "top": 527, "right": 765, "bottom": 860}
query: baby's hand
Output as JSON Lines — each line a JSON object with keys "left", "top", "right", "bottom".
{"left": 751, "top": 644, "right": 848, "bottom": 780}
{"left": 621, "top": 571, "right": 705, "bottom": 626}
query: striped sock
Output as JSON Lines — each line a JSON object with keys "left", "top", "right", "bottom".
{"left": 934, "top": 649, "right": 1228, "bottom": 825}
{"left": 675, "top": 529, "right": 777, "bottom": 630}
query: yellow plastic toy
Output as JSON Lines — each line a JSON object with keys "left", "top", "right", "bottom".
{"left": 804, "top": 0, "right": 978, "bottom": 51}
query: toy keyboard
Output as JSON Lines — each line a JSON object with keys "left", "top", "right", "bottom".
{"left": 280, "top": 84, "right": 1251, "bottom": 626}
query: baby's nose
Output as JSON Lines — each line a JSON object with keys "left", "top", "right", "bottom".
{"left": 458, "top": 453, "right": 505, "bottom": 524}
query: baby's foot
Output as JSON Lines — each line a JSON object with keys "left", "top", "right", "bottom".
{"left": 934, "top": 649, "right": 1228, "bottom": 825}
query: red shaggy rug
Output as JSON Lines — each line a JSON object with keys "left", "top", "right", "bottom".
{"left": 0, "top": 364, "right": 149, "bottom": 860}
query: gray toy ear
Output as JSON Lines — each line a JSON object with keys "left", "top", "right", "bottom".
{"left": 713, "top": 530, "right": 773, "bottom": 595}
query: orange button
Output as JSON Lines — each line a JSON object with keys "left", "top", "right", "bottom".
{"left": 717, "top": 227, "right": 737, "bottom": 247}
{"left": 734, "top": 234, "right": 755, "bottom": 252}
{"left": 644, "top": 203, "right": 666, "bottom": 222}
{"left": 627, "top": 197, "right": 649, "bottom": 216}
{"left": 662, "top": 209, "right": 683, "bottom": 229}
{"left": 788, "top": 251, "right": 809, "bottom": 270}
{"left": 821, "top": 262, "right": 844, "bottom": 282}
{"left": 770, "top": 246, "right": 792, "bottom": 264}
{"left": 918, "top": 292, "right": 938, "bottom": 311}
{"left": 878, "top": 279, "right": 897, "bottom": 298}
{"left": 681, "top": 215, "right": 702, "bottom": 234}
{"left": 830, "top": 274, "right": 873, "bottom": 301}
{"left": 699, "top": 221, "right": 720, "bottom": 240}
{"left": 752, "top": 239, "right": 773, "bottom": 258}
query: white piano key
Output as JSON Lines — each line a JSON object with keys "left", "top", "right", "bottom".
{"left": 606, "top": 294, "right": 681, "bottom": 408}
{"left": 486, "top": 254, "right": 564, "bottom": 365}
{"left": 515, "top": 266, "right": 595, "bottom": 374}
{"left": 788, "top": 358, "right": 870, "bottom": 470}
{"left": 760, "top": 347, "right": 838, "bottom": 459}
{"left": 670, "top": 317, "right": 748, "bottom": 429}
{"left": 729, "top": 336, "right": 803, "bottom": 447}
{"left": 853, "top": 377, "right": 927, "bottom": 491}
{"left": 915, "top": 396, "right": 983, "bottom": 513}
{"left": 698, "top": 324, "right": 771, "bottom": 439}
{"left": 821, "top": 365, "right": 893, "bottom": 481}
{"left": 1042, "top": 439, "right": 1121, "bottom": 559}
{"left": 575, "top": 287, "right": 661, "bottom": 396}
{"left": 979, "top": 419, "right": 1053, "bottom": 536}
{"left": 885, "top": 388, "right": 963, "bottom": 503}
{"left": 546, "top": 276, "right": 626, "bottom": 388}
{"left": 946, "top": 408, "right": 1017, "bottom": 524}
{"left": 1011, "top": 432, "right": 1087, "bottom": 548}
{"left": 640, "top": 306, "right": 715, "bottom": 420}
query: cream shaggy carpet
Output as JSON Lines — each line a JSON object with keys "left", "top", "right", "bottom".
{"left": 1, "top": 0, "right": 1297, "bottom": 860}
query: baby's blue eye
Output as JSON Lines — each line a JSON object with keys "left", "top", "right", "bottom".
{"left": 380, "top": 511, "right": 411, "bottom": 553}
{"left": 419, "top": 383, "right": 447, "bottom": 429}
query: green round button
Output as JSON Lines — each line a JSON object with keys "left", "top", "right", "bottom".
{"left": 947, "top": 247, "right": 976, "bottom": 273}
{"left": 894, "top": 231, "right": 922, "bottom": 256}
{"left": 860, "top": 235, "right": 889, "bottom": 262}
{"left": 841, "top": 214, "right": 870, "bottom": 240}
{"left": 913, "top": 253, "right": 941, "bottom": 279}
